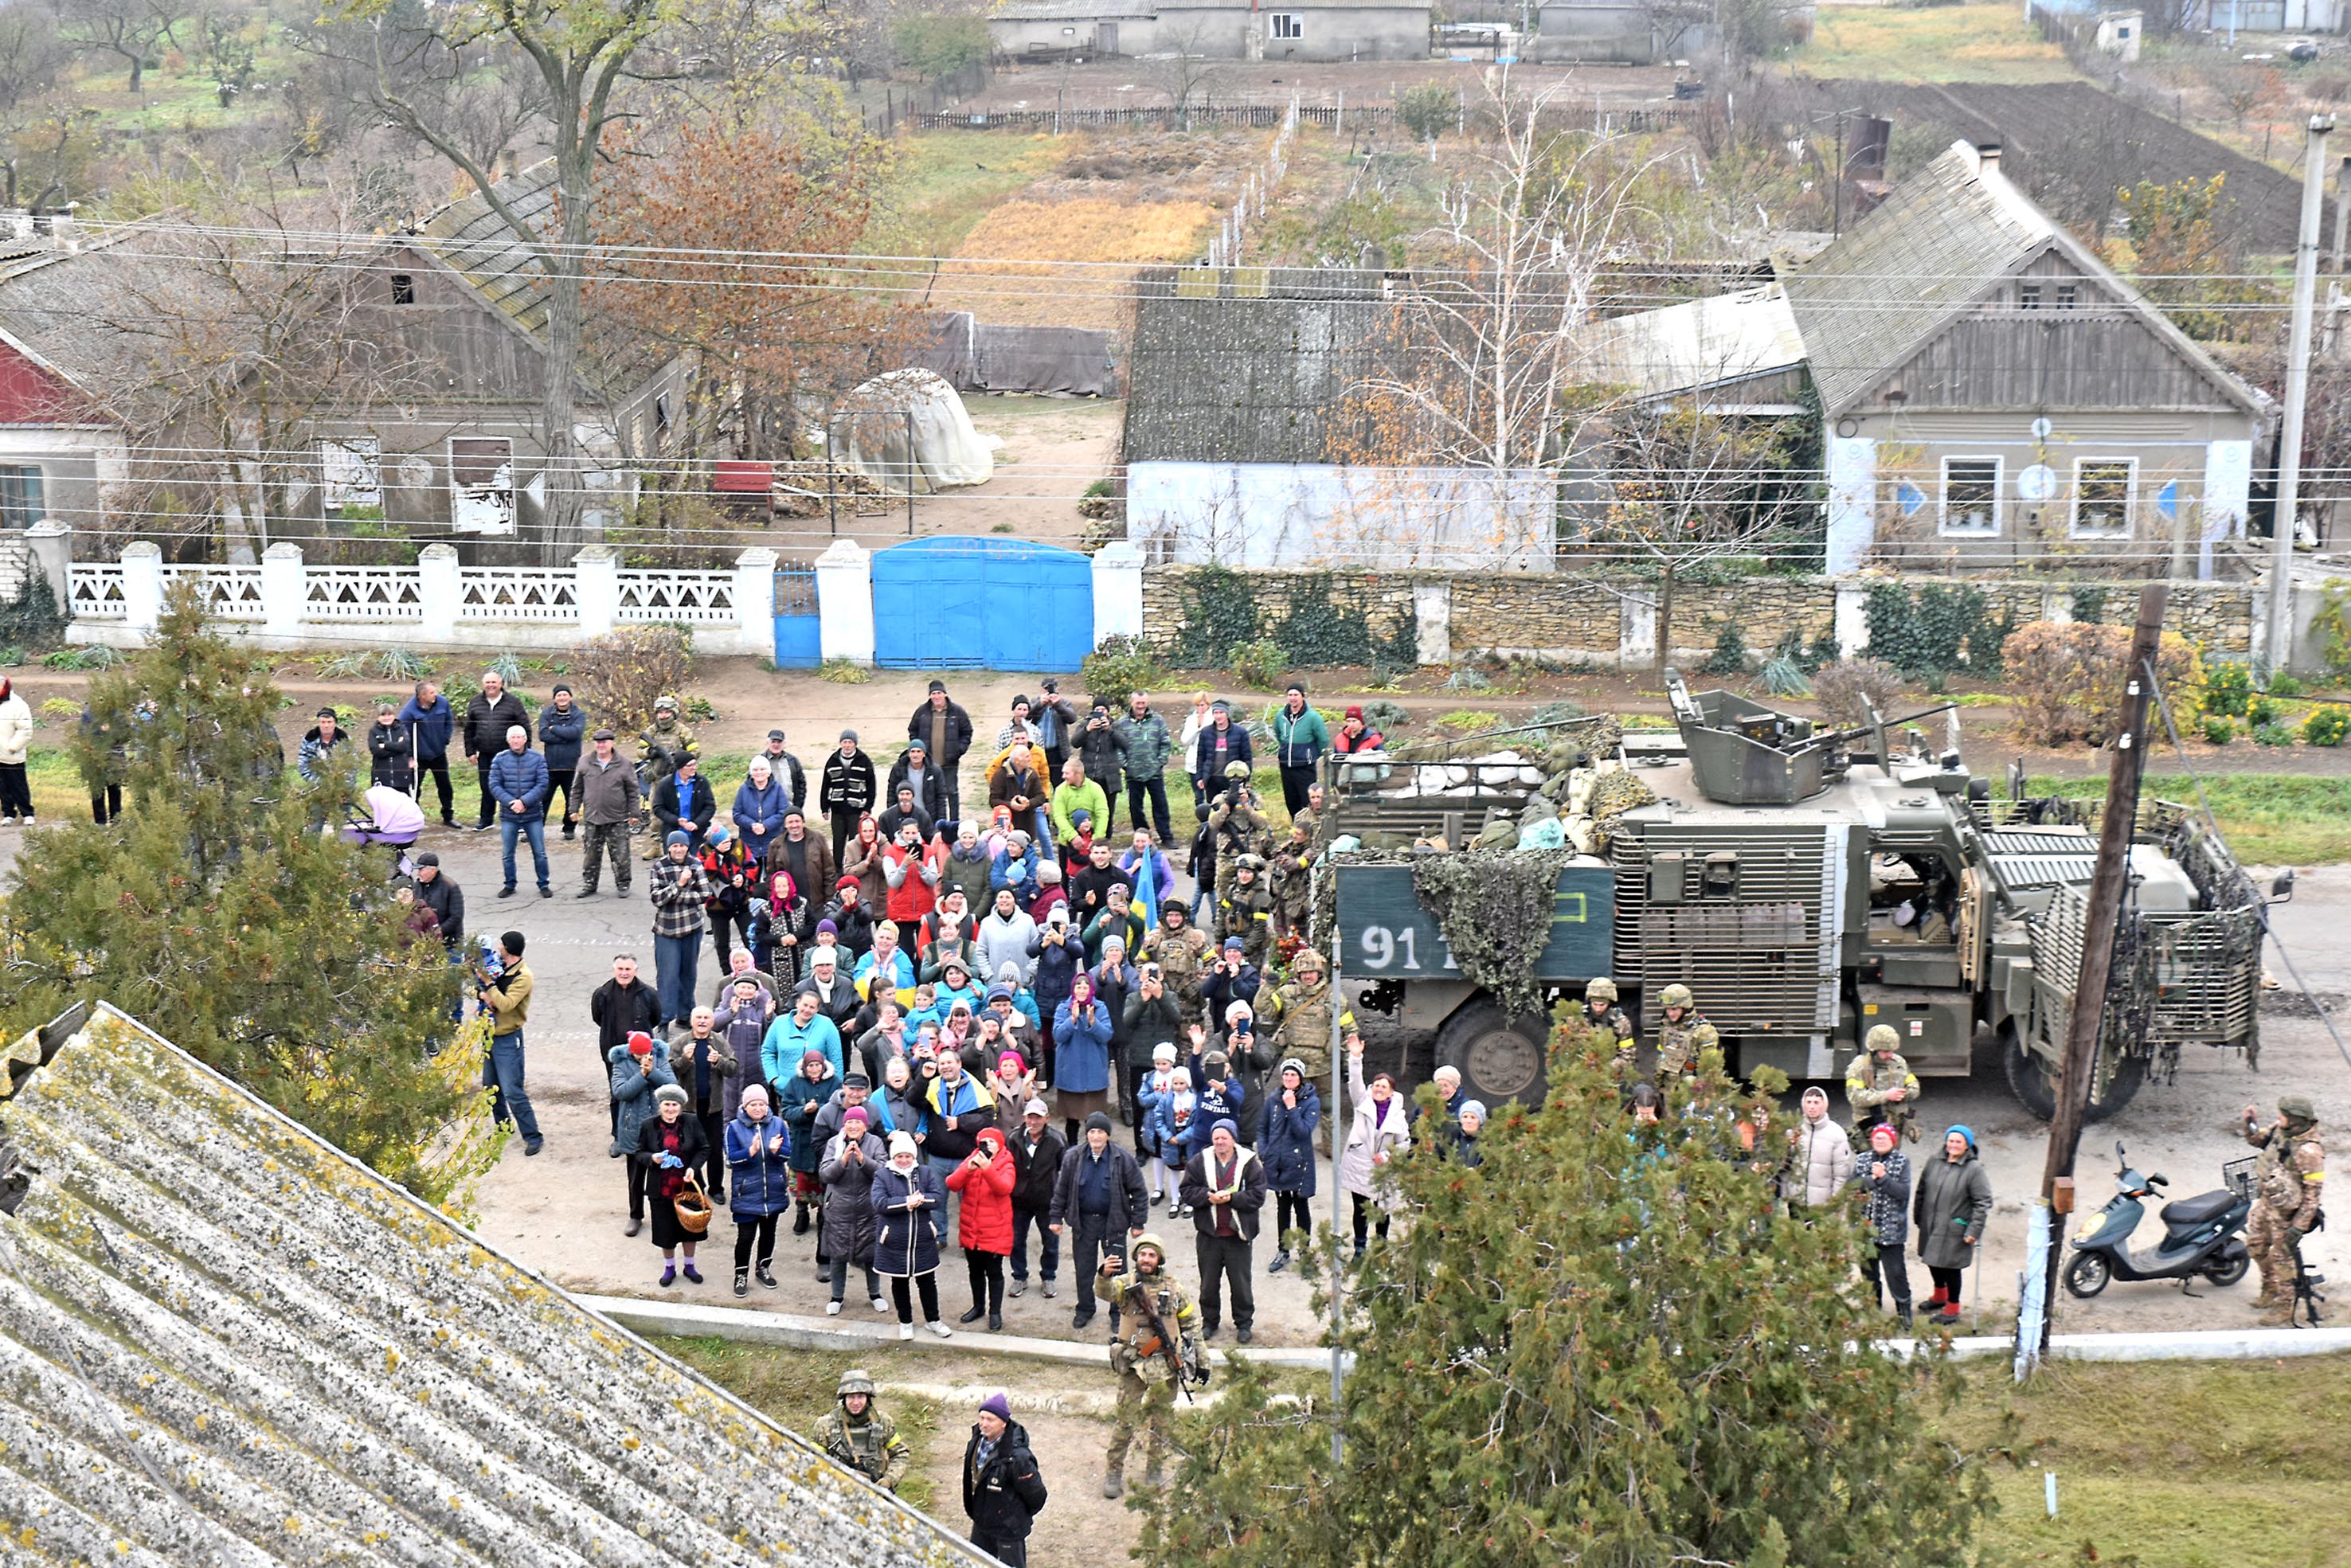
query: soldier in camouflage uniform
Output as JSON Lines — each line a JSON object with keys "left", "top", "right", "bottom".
{"left": 816, "top": 1368, "right": 912, "bottom": 1492}
{"left": 1219, "top": 854, "right": 1275, "bottom": 968}
{"left": 1844, "top": 1024, "right": 1921, "bottom": 1147}
{"left": 1651, "top": 983, "right": 1718, "bottom": 1080}
{"left": 1208, "top": 765, "right": 1270, "bottom": 896}
{"left": 1261, "top": 947, "right": 1359, "bottom": 1093}
{"left": 636, "top": 694, "right": 698, "bottom": 788}
{"left": 1097, "top": 1233, "right": 1204, "bottom": 1499}
{"left": 1581, "top": 978, "right": 1633, "bottom": 1058}
{"left": 2243, "top": 1094, "right": 2326, "bottom": 1324}
{"left": 1142, "top": 901, "right": 1211, "bottom": 1016}
{"left": 1269, "top": 821, "right": 1316, "bottom": 938}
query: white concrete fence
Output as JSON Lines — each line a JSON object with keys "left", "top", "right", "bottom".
{"left": 65, "top": 541, "right": 780, "bottom": 658}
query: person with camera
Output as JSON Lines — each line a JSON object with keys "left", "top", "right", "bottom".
{"left": 1096, "top": 1234, "right": 1204, "bottom": 1499}
{"left": 1179, "top": 1116, "right": 1265, "bottom": 1344}
{"left": 947, "top": 1125, "right": 1017, "bottom": 1330}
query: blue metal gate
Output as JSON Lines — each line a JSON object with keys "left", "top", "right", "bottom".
{"left": 870, "top": 537, "right": 1094, "bottom": 671}
{"left": 773, "top": 568, "right": 820, "bottom": 668}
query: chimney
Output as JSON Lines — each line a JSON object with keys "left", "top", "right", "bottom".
{"left": 1977, "top": 142, "right": 2003, "bottom": 172}
{"left": 51, "top": 216, "right": 81, "bottom": 253}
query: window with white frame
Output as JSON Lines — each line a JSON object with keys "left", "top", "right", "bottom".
{"left": 1938, "top": 456, "right": 2000, "bottom": 536}
{"left": 319, "top": 437, "right": 383, "bottom": 513}
{"left": 0, "top": 466, "right": 41, "bottom": 528}
{"left": 1270, "top": 12, "right": 1303, "bottom": 37}
{"left": 2071, "top": 458, "right": 2134, "bottom": 538}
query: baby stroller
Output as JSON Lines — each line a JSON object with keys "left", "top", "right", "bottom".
{"left": 343, "top": 784, "right": 426, "bottom": 878}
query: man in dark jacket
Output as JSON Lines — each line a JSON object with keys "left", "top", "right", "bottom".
{"left": 591, "top": 952, "right": 664, "bottom": 1133}
{"left": 649, "top": 752, "right": 715, "bottom": 850}
{"left": 1032, "top": 678, "right": 1078, "bottom": 778}
{"left": 1049, "top": 1111, "right": 1148, "bottom": 1331}
{"left": 885, "top": 738, "right": 951, "bottom": 828}
{"left": 1077, "top": 702, "right": 1124, "bottom": 828}
{"left": 819, "top": 729, "right": 878, "bottom": 863}
{"left": 1191, "top": 700, "right": 1253, "bottom": 806}
{"left": 538, "top": 683, "right": 587, "bottom": 839}
{"left": 758, "top": 729, "right": 808, "bottom": 814}
{"left": 1007, "top": 1098, "right": 1066, "bottom": 1300}
{"left": 460, "top": 671, "right": 528, "bottom": 830}
{"left": 1179, "top": 1116, "right": 1267, "bottom": 1343}
{"left": 907, "top": 680, "right": 973, "bottom": 819}
{"left": 963, "top": 1393, "right": 1047, "bottom": 1568}
{"left": 413, "top": 852, "right": 463, "bottom": 950}
{"left": 397, "top": 679, "right": 456, "bottom": 827}
{"left": 769, "top": 807, "right": 835, "bottom": 913}
{"left": 367, "top": 702, "right": 414, "bottom": 793}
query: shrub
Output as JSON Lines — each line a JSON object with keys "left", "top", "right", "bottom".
{"left": 573, "top": 625, "right": 696, "bottom": 737}
{"left": 38, "top": 698, "right": 80, "bottom": 722}
{"left": 1227, "top": 636, "right": 1289, "bottom": 690}
{"left": 2266, "top": 671, "right": 2306, "bottom": 698}
{"left": 1529, "top": 699, "right": 1587, "bottom": 726}
{"left": 2245, "top": 696, "right": 2278, "bottom": 729}
{"left": 1081, "top": 634, "right": 1166, "bottom": 712}
{"left": 1437, "top": 709, "right": 1503, "bottom": 733}
{"left": 1397, "top": 82, "right": 1456, "bottom": 143}
{"left": 2254, "top": 721, "right": 2296, "bottom": 747}
{"left": 818, "top": 657, "right": 871, "bottom": 685}
{"left": 2206, "top": 660, "right": 2253, "bottom": 718}
{"left": 2201, "top": 716, "right": 2236, "bottom": 745}
{"left": 1442, "top": 666, "right": 1492, "bottom": 692}
{"left": 2003, "top": 620, "right": 2205, "bottom": 747}
{"left": 889, "top": 13, "right": 989, "bottom": 80}
{"left": 1761, "top": 656, "right": 1813, "bottom": 698}
{"left": 2302, "top": 705, "right": 2349, "bottom": 747}
{"left": 1359, "top": 698, "right": 1411, "bottom": 736}
{"left": 1701, "top": 624, "right": 1748, "bottom": 676}
{"left": 1811, "top": 658, "right": 1904, "bottom": 729}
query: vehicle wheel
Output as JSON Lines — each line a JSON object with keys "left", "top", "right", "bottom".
{"left": 2001, "top": 1026, "right": 2147, "bottom": 1124}
{"left": 1437, "top": 999, "right": 1547, "bottom": 1109}
{"left": 2204, "top": 1242, "right": 2250, "bottom": 1288}
{"left": 2063, "top": 1251, "right": 2111, "bottom": 1299}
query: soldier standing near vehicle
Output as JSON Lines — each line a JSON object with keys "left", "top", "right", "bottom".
{"left": 2244, "top": 1095, "right": 2326, "bottom": 1324}
{"left": 1097, "top": 1233, "right": 1204, "bottom": 1499}
{"left": 816, "top": 1368, "right": 912, "bottom": 1492}
{"left": 1208, "top": 764, "right": 1269, "bottom": 893}
{"left": 1845, "top": 1024, "right": 1922, "bottom": 1146}
{"left": 1259, "top": 948, "right": 1359, "bottom": 1151}
{"left": 1581, "top": 978, "right": 1632, "bottom": 1056}
{"left": 1219, "top": 854, "right": 1275, "bottom": 969}
{"left": 1269, "top": 821, "right": 1315, "bottom": 940}
{"left": 1651, "top": 983, "right": 1717, "bottom": 1080}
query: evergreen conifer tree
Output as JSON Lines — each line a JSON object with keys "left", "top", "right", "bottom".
{"left": 1138, "top": 1019, "right": 2001, "bottom": 1568}
{"left": 0, "top": 587, "right": 500, "bottom": 1210}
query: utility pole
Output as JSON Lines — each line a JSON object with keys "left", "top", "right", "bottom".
{"left": 2271, "top": 116, "right": 2332, "bottom": 673}
{"left": 1328, "top": 951, "right": 1346, "bottom": 1466}
{"left": 2033, "top": 581, "right": 2167, "bottom": 1355}
{"left": 2333, "top": 154, "right": 2351, "bottom": 274}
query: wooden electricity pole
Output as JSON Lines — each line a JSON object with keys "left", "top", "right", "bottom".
{"left": 2035, "top": 581, "right": 2167, "bottom": 1350}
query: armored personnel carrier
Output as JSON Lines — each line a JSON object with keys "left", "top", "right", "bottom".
{"left": 1324, "top": 676, "right": 2267, "bottom": 1118}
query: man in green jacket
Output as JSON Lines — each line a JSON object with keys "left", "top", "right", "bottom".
{"left": 1113, "top": 692, "right": 1176, "bottom": 844}
{"left": 1270, "top": 682, "right": 1330, "bottom": 817}
{"left": 1050, "top": 755, "right": 1109, "bottom": 857}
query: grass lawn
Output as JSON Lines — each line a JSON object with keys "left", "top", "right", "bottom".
{"left": 1794, "top": 2, "right": 2080, "bottom": 84}
{"left": 1949, "top": 1353, "right": 2351, "bottom": 1566}
{"left": 659, "top": 1336, "right": 945, "bottom": 1511}
{"left": 866, "top": 132, "right": 1070, "bottom": 258}
{"left": 2030, "top": 772, "right": 2351, "bottom": 865}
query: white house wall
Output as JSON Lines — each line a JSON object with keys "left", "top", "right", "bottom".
{"left": 1128, "top": 459, "right": 1557, "bottom": 569}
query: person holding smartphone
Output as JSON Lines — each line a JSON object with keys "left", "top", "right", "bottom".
{"left": 948, "top": 1126, "right": 1017, "bottom": 1330}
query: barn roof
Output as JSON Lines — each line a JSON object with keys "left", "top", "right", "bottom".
{"left": 0, "top": 1001, "right": 985, "bottom": 1567}
{"left": 1568, "top": 283, "right": 1808, "bottom": 410}
{"left": 1781, "top": 139, "right": 2263, "bottom": 419}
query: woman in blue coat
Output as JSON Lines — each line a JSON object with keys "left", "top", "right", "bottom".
{"left": 1258, "top": 1057, "right": 1321, "bottom": 1273}
{"left": 733, "top": 757, "right": 792, "bottom": 865}
{"left": 1050, "top": 970, "right": 1116, "bottom": 1146}
{"left": 870, "top": 1132, "right": 953, "bottom": 1340}
{"left": 725, "top": 1083, "right": 793, "bottom": 1296}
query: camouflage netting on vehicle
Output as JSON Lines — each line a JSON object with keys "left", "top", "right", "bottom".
{"left": 1410, "top": 848, "right": 1577, "bottom": 1019}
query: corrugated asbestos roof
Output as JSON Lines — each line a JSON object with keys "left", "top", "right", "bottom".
{"left": 0, "top": 1002, "right": 987, "bottom": 1568}
{"left": 413, "top": 160, "right": 562, "bottom": 338}
{"left": 1780, "top": 139, "right": 2263, "bottom": 419}
{"left": 1570, "top": 283, "right": 1807, "bottom": 405}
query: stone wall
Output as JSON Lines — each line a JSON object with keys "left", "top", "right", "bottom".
{"left": 1136, "top": 565, "right": 2263, "bottom": 667}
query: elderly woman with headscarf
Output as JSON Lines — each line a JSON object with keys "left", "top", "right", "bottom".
{"left": 634, "top": 1082, "right": 710, "bottom": 1287}
{"left": 871, "top": 1130, "right": 953, "bottom": 1341}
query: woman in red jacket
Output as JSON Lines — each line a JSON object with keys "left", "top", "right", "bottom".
{"left": 946, "top": 1124, "right": 1017, "bottom": 1331}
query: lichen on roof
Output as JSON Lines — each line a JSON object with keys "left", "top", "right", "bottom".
{"left": 0, "top": 1003, "right": 986, "bottom": 1566}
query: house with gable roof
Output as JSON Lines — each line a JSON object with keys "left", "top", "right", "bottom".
{"left": 1783, "top": 140, "right": 2269, "bottom": 577}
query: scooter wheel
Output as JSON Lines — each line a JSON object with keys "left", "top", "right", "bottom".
{"left": 2063, "top": 1252, "right": 2111, "bottom": 1299}
{"left": 2204, "top": 1246, "right": 2251, "bottom": 1288}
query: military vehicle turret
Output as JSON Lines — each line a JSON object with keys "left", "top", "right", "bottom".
{"left": 1323, "top": 676, "right": 2267, "bottom": 1117}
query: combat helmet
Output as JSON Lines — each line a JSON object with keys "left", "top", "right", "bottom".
{"left": 837, "top": 1368, "right": 877, "bottom": 1400}
{"left": 1657, "top": 983, "right": 1693, "bottom": 1011}
{"left": 2280, "top": 1093, "right": 2318, "bottom": 1125}
{"left": 1585, "top": 977, "right": 1618, "bottom": 1004}
{"left": 1132, "top": 1233, "right": 1170, "bottom": 1270}
{"left": 1224, "top": 759, "right": 1253, "bottom": 779}
{"left": 1867, "top": 1023, "right": 1900, "bottom": 1052}
{"left": 1292, "top": 948, "right": 1325, "bottom": 974}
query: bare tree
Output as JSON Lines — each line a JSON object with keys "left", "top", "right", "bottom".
{"left": 1140, "top": 16, "right": 1232, "bottom": 125}
{"left": 0, "top": 9, "right": 82, "bottom": 209}
{"left": 57, "top": 0, "right": 187, "bottom": 96}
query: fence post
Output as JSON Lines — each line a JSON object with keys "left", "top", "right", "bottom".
{"left": 573, "top": 545, "right": 619, "bottom": 638}
{"left": 1618, "top": 587, "right": 1659, "bottom": 670}
{"left": 815, "top": 539, "right": 875, "bottom": 666}
{"left": 24, "top": 522, "right": 71, "bottom": 615}
{"left": 260, "top": 542, "right": 306, "bottom": 640}
{"left": 1413, "top": 581, "right": 1451, "bottom": 666}
{"left": 1833, "top": 581, "right": 1869, "bottom": 659}
{"left": 1090, "top": 540, "right": 1144, "bottom": 645}
{"left": 121, "top": 540, "right": 163, "bottom": 636}
{"left": 418, "top": 542, "right": 460, "bottom": 645}
{"left": 732, "top": 546, "right": 778, "bottom": 658}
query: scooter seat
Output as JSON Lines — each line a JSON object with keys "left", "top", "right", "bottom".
{"left": 2160, "top": 1190, "right": 2236, "bottom": 1227}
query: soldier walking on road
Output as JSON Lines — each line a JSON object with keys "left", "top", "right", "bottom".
{"left": 816, "top": 1369, "right": 911, "bottom": 1492}
{"left": 2244, "top": 1095, "right": 2326, "bottom": 1324}
{"left": 1097, "top": 1233, "right": 1205, "bottom": 1500}
{"left": 1845, "top": 1024, "right": 1922, "bottom": 1146}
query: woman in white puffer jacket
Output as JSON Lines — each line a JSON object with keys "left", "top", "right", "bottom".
{"left": 0, "top": 678, "right": 34, "bottom": 824}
